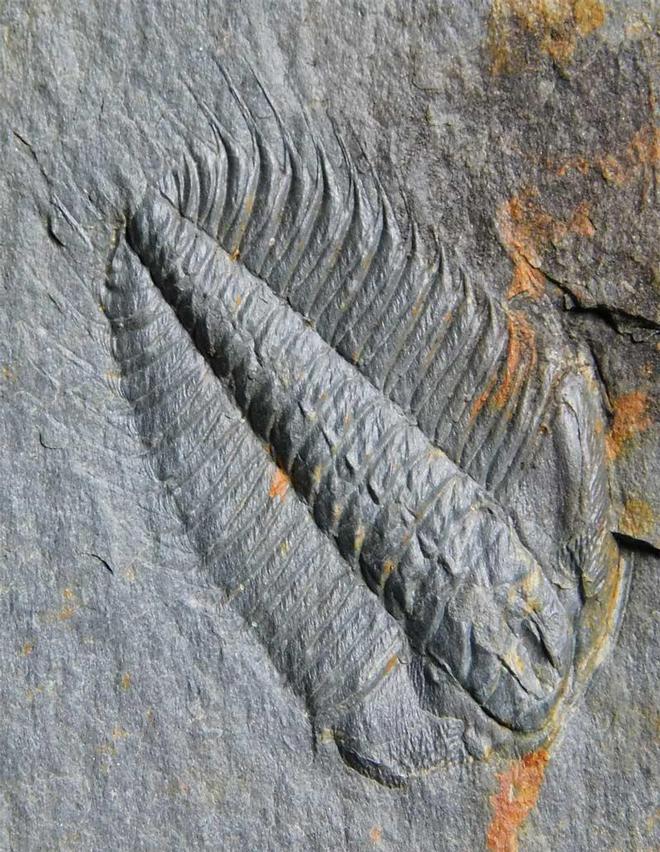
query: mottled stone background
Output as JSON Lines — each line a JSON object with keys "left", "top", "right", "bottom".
{"left": 0, "top": 1, "right": 657, "bottom": 849}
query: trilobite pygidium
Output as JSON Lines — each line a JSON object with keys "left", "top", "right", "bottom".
{"left": 105, "top": 75, "right": 626, "bottom": 785}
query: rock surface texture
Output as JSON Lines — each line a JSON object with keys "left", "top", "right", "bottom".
{"left": 0, "top": 1, "right": 657, "bottom": 850}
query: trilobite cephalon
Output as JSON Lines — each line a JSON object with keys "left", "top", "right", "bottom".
{"left": 104, "top": 75, "right": 626, "bottom": 786}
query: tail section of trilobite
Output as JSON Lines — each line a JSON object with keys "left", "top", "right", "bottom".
{"left": 104, "top": 80, "right": 625, "bottom": 782}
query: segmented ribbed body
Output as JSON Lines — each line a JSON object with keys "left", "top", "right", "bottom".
{"left": 126, "top": 190, "right": 570, "bottom": 732}
{"left": 100, "top": 77, "right": 626, "bottom": 783}
{"left": 154, "top": 115, "right": 616, "bottom": 620}
{"left": 108, "top": 238, "right": 468, "bottom": 787}
{"left": 108, "top": 242, "right": 397, "bottom": 701}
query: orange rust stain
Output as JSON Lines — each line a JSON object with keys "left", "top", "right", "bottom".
{"left": 382, "top": 559, "right": 396, "bottom": 579}
{"left": 606, "top": 391, "right": 651, "bottom": 459}
{"left": 411, "top": 300, "right": 422, "bottom": 318}
{"left": 487, "top": 0, "right": 606, "bottom": 75}
{"left": 598, "top": 152, "right": 628, "bottom": 186}
{"left": 492, "top": 312, "right": 537, "bottom": 410}
{"left": 497, "top": 191, "right": 562, "bottom": 289}
{"left": 627, "top": 124, "right": 660, "bottom": 170}
{"left": 487, "top": 749, "right": 549, "bottom": 852}
{"left": 553, "top": 155, "right": 592, "bottom": 177}
{"left": 569, "top": 202, "right": 596, "bottom": 237}
{"left": 497, "top": 188, "right": 595, "bottom": 301}
{"left": 21, "top": 641, "right": 34, "bottom": 656}
{"left": 120, "top": 672, "right": 132, "bottom": 691}
{"left": 268, "top": 467, "right": 291, "bottom": 500}
{"left": 229, "top": 246, "right": 241, "bottom": 262}
{"left": 548, "top": 125, "right": 659, "bottom": 192}
{"left": 573, "top": 0, "right": 606, "bottom": 33}
{"left": 384, "top": 655, "right": 399, "bottom": 675}
{"left": 507, "top": 260, "right": 546, "bottom": 301}
{"left": 39, "top": 590, "right": 77, "bottom": 624}
{"left": 620, "top": 497, "right": 654, "bottom": 539}
{"left": 470, "top": 372, "right": 500, "bottom": 421}
{"left": 369, "top": 825, "right": 383, "bottom": 845}
{"left": 56, "top": 588, "right": 77, "bottom": 621}
{"left": 599, "top": 125, "right": 660, "bottom": 188}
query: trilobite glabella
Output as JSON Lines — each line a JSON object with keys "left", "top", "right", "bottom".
{"left": 105, "top": 74, "right": 627, "bottom": 785}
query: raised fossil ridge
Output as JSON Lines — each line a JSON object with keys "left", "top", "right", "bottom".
{"left": 104, "top": 74, "right": 627, "bottom": 785}
{"left": 126, "top": 190, "right": 570, "bottom": 733}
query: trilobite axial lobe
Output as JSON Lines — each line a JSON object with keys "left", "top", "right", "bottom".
{"left": 124, "top": 182, "right": 571, "bottom": 735}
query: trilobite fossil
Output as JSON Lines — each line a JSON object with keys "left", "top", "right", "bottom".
{"left": 103, "top": 70, "right": 627, "bottom": 785}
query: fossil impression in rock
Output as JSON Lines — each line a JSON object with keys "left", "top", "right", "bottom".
{"left": 104, "top": 77, "right": 627, "bottom": 785}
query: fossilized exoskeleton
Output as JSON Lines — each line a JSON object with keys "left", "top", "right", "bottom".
{"left": 103, "top": 72, "right": 627, "bottom": 785}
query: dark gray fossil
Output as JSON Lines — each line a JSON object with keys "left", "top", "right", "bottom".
{"left": 102, "top": 74, "right": 627, "bottom": 785}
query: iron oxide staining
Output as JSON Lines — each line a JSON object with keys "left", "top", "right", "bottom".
{"left": 105, "top": 80, "right": 626, "bottom": 784}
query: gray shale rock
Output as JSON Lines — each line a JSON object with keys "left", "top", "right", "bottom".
{"left": 0, "top": 1, "right": 657, "bottom": 849}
